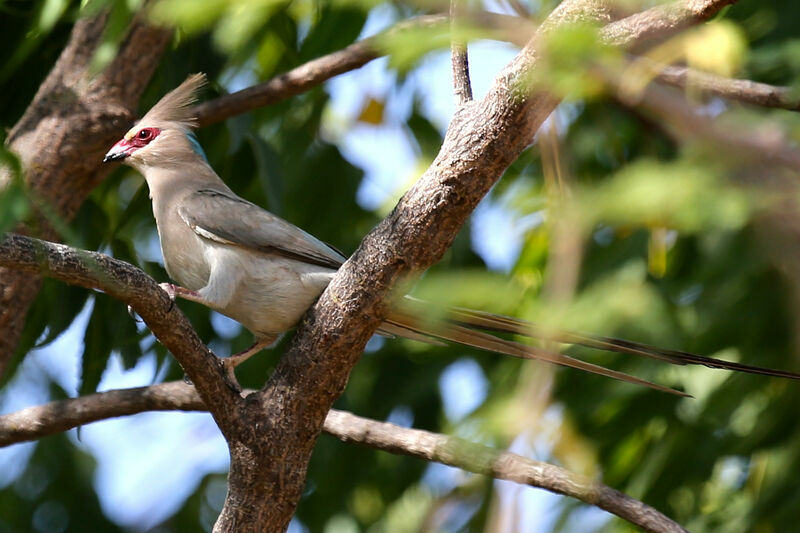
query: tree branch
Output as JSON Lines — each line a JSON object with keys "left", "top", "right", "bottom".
{"left": 0, "top": 382, "right": 687, "bottom": 533}
{"left": 193, "top": 14, "right": 447, "bottom": 127}
{"left": 601, "top": 0, "right": 737, "bottom": 48}
{"left": 215, "top": 0, "right": 738, "bottom": 530}
{"left": 0, "top": 12, "right": 172, "bottom": 377}
{"left": 656, "top": 63, "right": 800, "bottom": 111}
{"left": 0, "top": 234, "right": 241, "bottom": 433}
{"left": 450, "top": 0, "right": 473, "bottom": 106}
{"left": 613, "top": 73, "right": 800, "bottom": 171}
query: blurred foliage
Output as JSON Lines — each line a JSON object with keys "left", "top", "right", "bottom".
{"left": 3, "top": 0, "right": 800, "bottom": 532}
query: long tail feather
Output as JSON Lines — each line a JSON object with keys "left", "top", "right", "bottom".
{"left": 384, "top": 310, "right": 691, "bottom": 397}
{"left": 445, "top": 307, "right": 800, "bottom": 380}
{"left": 383, "top": 298, "right": 800, "bottom": 395}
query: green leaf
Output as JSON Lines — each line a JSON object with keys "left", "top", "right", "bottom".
{"left": 248, "top": 133, "right": 285, "bottom": 215}
{"left": 81, "top": 295, "right": 143, "bottom": 395}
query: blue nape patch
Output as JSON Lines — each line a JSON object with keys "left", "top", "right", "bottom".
{"left": 186, "top": 132, "right": 209, "bottom": 162}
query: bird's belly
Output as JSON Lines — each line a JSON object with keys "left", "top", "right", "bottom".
{"left": 165, "top": 249, "right": 210, "bottom": 291}
{"left": 217, "top": 255, "right": 335, "bottom": 338}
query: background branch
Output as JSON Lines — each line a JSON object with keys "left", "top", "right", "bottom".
{"left": 0, "top": 382, "right": 687, "bottom": 533}
{"left": 450, "top": 0, "right": 473, "bottom": 106}
{"left": 656, "top": 63, "right": 800, "bottom": 111}
{"left": 193, "top": 14, "right": 446, "bottom": 127}
{"left": 0, "top": 13, "right": 171, "bottom": 377}
{"left": 615, "top": 78, "right": 800, "bottom": 171}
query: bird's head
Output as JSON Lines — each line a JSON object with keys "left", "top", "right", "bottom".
{"left": 103, "top": 73, "right": 207, "bottom": 170}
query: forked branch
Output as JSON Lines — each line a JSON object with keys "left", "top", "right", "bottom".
{"left": 0, "top": 382, "right": 686, "bottom": 533}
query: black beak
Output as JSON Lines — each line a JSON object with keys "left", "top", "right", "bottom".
{"left": 103, "top": 152, "right": 128, "bottom": 163}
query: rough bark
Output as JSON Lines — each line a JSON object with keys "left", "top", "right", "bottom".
{"left": 0, "top": 1, "right": 743, "bottom": 531}
{"left": 0, "top": 13, "right": 171, "bottom": 376}
{"left": 0, "top": 381, "right": 687, "bottom": 533}
{"left": 0, "top": 234, "right": 239, "bottom": 424}
{"left": 211, "top": 1, "right": 736, "bottom": 531}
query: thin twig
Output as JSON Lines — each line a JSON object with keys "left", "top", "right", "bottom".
{"left": 614, "top": 74, "right": 800, "bottom": 171}
{"left": 193, "top": 15, "right": 446, "bottom": 126}
{"left": 0, "top": 382, "right": 687, "bottom": 533}
{"left": 450, "top": 0, "right": 473, "bottom": 106}
{"left": 193, "top": 0, "right": 740, "bottom": 126}
{"left": 656, "top": 63, "right": 800, "bottom": 112}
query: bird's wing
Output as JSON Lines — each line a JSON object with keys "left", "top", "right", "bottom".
{"left": 178, "top": 188, "right": 346, "bottom": 270}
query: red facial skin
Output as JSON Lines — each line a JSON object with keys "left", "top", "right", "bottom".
{"left": 107, "top": 127, "right": 161, "bottom": 159}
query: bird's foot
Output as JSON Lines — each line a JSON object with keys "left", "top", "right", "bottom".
{"left": 158, "top": 282, "right": 177, "bottom": 311}
{"left": 159, "top": 283, "right": 203, "bottom": 306}
{"left": 220, "top": 337, "right": 276, "bottom": 391}
{"left": 159, "top": 282, "right": 177, "bottom": 300}
{"left": 222, "top": 358, "right": 242, "bottom": 393}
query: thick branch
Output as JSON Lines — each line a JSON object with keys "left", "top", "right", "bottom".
{"left": 0, "top": 234, "right": 240, "bottom": 432}
{"left": 601, "top": 0, "right": 737, "bottom": 48}
{"left": 0, "top": 13, "right": 171, "bottom": 376}
{"left": 217, "top": 1, "right": 737, "bottom": 531}
{"left": 0, "top": 383, "right": 686, "bottom": 533}
{"left": 193, "top": 15, "right": 446, "bottom": 127}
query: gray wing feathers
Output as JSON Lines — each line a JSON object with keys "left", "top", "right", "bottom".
{"left": 178, "top": 188, "right": 346, "bottom": 270}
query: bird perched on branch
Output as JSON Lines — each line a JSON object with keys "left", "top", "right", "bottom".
{"left": 104, "top": 73, "right": 800, "bottom": 395}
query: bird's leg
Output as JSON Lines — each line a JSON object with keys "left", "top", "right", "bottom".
{"left": 223, "top": 336, "right": 277, "bottom": 386}
{"left": 128, "top": 282, "right": 199, "bottom": 320}
{"left": 159, "top": 282, "right": 204, "bottom": 305}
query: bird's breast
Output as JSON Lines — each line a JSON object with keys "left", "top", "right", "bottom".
{"left": 155, "top": 210, "right": 211, "bottom": 290}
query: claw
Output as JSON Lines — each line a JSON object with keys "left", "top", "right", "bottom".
{"left": 159, "top": 282, "right": 177, "bottom": 300}
{"left": 158, "top": 282, "right": 176, "bottom": 312}
{"left": 222, "top": 358, "right": 242, "bottom": 393}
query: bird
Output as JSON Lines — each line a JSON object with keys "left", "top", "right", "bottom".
{"left": 103, "top": 73, "right": 800, "bottom": 395}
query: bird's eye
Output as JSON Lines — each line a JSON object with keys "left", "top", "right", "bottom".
{"left": 129, "top": 127, "right": 160, "bottom": 147}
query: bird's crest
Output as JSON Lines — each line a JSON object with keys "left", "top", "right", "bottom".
{"left": 138, "top": 73, "right": 207, "bottom": 130}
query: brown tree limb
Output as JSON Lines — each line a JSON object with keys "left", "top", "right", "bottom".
{"left": 0, "top": 1, "right": 742, "bottom": 531}
{"left": 601, "top": 0, "right": 737, "bottom": 48}
{"left": 0, "top": 234, "right": 241, "bottom": 434}
{"left": 0, "top": 12, "right": 172, "bottom": 377}
{"left": 656, "top": 63, "right": 800, "bottom": 111}
{"left": 613, "top": 74, "right": 800, "bottom": 171}
{"left": 0, "top": 382, "right": 687, "bottom": 533}
{"left": 211, "top": 1, "right": 738, "bottom": 531}
{"left": 193, "top": 14, "right": 447, "bottom": 127}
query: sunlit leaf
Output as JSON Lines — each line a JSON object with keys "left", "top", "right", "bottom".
{"left": 685, "top": 20, "right": 748, "bottom": 78}
{"left": 357, "top": 96, "right": 385, "bottom": 125}
{"left": 578, "top": 159, "right": 752, "bottom": 233}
